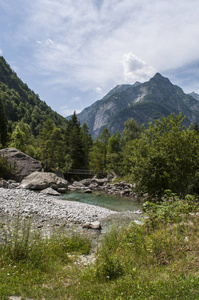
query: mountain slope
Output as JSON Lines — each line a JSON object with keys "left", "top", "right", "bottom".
{"left": 77, "top": 73, "right": 199, "bottom": 137}
{"left": 0, "top": 56, "right": 67, "bottom": 135}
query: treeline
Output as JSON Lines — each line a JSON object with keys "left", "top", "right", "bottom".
{"left": 1, "top": 86, "right": 199, "bottom": 198}
{"left": 0, "top": 107, "right": 93, "bottom": 172}
{"left": 90, "top": 113, "right": 199, "bottom": 198}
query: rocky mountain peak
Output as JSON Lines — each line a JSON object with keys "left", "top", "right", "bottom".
{"left": 150, "top": 72, "right": 171, "bottom": 85}
{"left": 76, "top": 73, "right": 199, "bottom": 138}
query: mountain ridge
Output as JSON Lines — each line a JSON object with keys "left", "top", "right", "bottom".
{"left": 0, "top": 56, "right": 67, "bottom": 135}
{"left": 76, "top": 73, "right": 199, "bottom": 137}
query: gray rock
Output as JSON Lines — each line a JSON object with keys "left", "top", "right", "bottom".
{"left": 82, "top": 221, "right": 102, "bottom": 230}
{"left": 89, "top": 183, "right": 99, "bottom": 189}
{"left": 0, "top": 148, "right": 43, "bottom": 182}
{"left": 84, "top": 189, "right": 92, "bottom": 194}
{"left": 94, "top": 178, "right": 108, "bottom": 185}
{"left": 40, "top": 187, "right": 61, "bottom": 196}
{"left": 80, "top": 179, "right": 92, "bottom": 186}
{"left": 0, "top": 179, "right": 8, "bottom": 188}
{"left": 19, "top": 171, "right": 68, "bottom": 191}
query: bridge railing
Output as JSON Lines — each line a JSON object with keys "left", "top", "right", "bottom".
{"left": 66, "top": 169, "right": 95, "bottom": 175}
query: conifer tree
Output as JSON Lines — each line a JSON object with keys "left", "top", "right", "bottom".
{"left": 0, "top": 91, "right": 8, "bottom": 147}
{"left": 65, "top": 112, "right": 85, "bottom": 169}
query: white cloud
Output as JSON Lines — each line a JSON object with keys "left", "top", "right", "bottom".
{"left": 2, "top": 0, "right": 199, "bottom": 113}
{"left": 24, "top": 0, "right": 199, "bottom": 84}
{"left": 0, "top": 48, "right": 3, "bottom": 55}
{"left": 59, "top": 105, "right": 81, "bottom": 117}
{"left": 121, "top": 52, "right": 156, "bottom": 83}
{"left": 95, "top": 87, "right": 103, "bottom": 94}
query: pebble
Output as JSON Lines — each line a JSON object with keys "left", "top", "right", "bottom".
{"left": 0, "top": 187, "right": 116, "bottom": 225}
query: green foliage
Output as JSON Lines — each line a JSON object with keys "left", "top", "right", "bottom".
{"left": 143, "top": 192, "right": 199, "bottom": 229}
{"left": 106, "top": 131, "right": 122, "bottom": 174}
{"left": 0, "top": 155, "right": 14, "bottom": 178}
{"left": 0, "top": 216, "right": 91, "bottom": 270}
{"left": 38, "top": 118, "right": 69, "bottom": 171}
{"left": 122, "top": 118, "right": 143, "bottom": 144}
{"left": 1, "top": 199, "right": 199, "bottom": 299}
{"left": 9, "top": 121, "right": 37, "bottom": 157}
{"left": 0, "top": 91, "right": 8, "bottom": 147}
{"left": 81, "top": 122, "right": 93, "bottom": 168}
{"left": 123, "top": 113, "right": 199, "bottom": 197}
{"left": 95, "top": 225, "right": 124, "bottom": 280}
{"left": 0, "top": 56, "right": 67, "bottom": 138}
{"left": 65, "top": 112, "right": 92, "bottom": 169}
{"left": 89, "top": 128, "right": 111, "bottom": 174}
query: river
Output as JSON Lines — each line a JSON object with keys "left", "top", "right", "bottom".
{"left": 61, "top": 190, "right": 143, "bottom": 212}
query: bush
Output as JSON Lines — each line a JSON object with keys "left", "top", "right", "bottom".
{"left": 0, "top": 155, "right": 14, "bottom": 179}
{"left": 123, "top": 114, "right": 199, "bottom": 197}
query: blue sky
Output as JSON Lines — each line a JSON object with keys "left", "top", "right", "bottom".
{"left": 0, "top": 0, "right": 199, "bottom": 116}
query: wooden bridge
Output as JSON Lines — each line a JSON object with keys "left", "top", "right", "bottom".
{"left": 66, "top": 169, "right": 95, "bottom": 176}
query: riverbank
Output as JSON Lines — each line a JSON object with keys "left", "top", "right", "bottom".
{"left": 0, "top": 186, "right": 144, "bottom": 238}
{"left": 0, "top": 187, "right": 118, "bottom": 226}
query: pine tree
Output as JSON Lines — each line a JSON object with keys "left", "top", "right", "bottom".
{"left": 64, "top": 112, "right": 85, "bottom": 169}
{"left": 81, "top": 123, "right": 93, "bottom": 168}
{"left": 0, "top": 91, "right": 8, "bottom": 147}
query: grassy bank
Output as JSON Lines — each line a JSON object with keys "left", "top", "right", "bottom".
{"left": 1, "top": 196, "right": 199, "bottom": 299}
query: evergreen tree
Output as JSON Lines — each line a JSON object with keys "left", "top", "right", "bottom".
{"left": 38, "top": 118, "right": 55, "bottom": 170}
{"left": 81, "top": 123, "right": 93, "bottom": 169}
{"left": 89, "top": 128, "right": 110, "bottom": 174}
{"left": 65, "top": 112, "right": 85, "bottom": 169}
{"left": 122, "top": 118, "right": 142, "bottom": 145}
{"left": 0, "top": 91, "right": 8, "bottom": 147}
{"left": 107, "top": 131, "right": 122, "bottom": 174}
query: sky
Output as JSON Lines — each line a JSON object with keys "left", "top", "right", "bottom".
{"left": 0, "top": 0, "right": 199, "bottom": 117}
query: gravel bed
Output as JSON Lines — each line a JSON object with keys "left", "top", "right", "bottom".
{"left": 0, "top": 187, "right": 117, "bottom": 226}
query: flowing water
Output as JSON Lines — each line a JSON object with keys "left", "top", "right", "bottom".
{"left": 61, "top": 191, "right": 144, "bottom": 245}
{"left": 61, "top": 190, "right": 142, "bottom": 212}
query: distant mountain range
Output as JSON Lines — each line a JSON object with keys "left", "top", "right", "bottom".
{"left": 77, "top": 73, "right": 199, "bottom": 138}
{"left": 1, "top": 55, "right": 199, "bottom": 140}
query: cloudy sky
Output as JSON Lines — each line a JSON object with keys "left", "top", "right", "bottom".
{"left": 0, "top": 0, "right": 199, "bottom": 116}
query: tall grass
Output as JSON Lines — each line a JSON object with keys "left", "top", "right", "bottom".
{"left": 74, "top": 197, "right": 199, "bottom": 299}
{"left": 0, "top": 215, "right": 91, "bottom": 270}
{"left": 1, "top": 196, "right": 199, "bottom": 299}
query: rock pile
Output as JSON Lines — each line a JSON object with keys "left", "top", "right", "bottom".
{"left": 68, "top": 177, "right": 135, "bottom": 197}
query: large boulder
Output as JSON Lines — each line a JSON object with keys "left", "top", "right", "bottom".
{"left": 0, "top": 148, "right": 43, "bottom": 182}
{"left": 19, "top": 171, "right": 68, "bottom": 192}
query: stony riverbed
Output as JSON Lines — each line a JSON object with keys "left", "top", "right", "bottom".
{"left": 0, "top": 187, "right": 118, "bottom": 226}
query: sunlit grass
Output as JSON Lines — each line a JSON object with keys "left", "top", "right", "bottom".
{"left": 1, "top": 198, "right": 199, "bottom": 299}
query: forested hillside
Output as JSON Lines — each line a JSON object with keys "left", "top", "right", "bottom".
{"left": 0, "top": 56, "right": 67, "bottom": 135}
{"left": 0, "top": 56, "right": 93, "bottom": 173}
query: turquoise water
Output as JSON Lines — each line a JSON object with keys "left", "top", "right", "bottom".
{"left": 61, "top": 190, "right": 142, "bottom": 212}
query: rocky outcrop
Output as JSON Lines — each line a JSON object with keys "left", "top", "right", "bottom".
{"left": 68, "top": 177, "right": 135, "bottom": 197}
{"left": 0, "top": 148, "right": 43, "bottom": 182}
{"left": 77, "top": 73, "right": 199, "bottom": 137}
{"left": 19, "top": 171, "right": 68, "bottom": 192}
